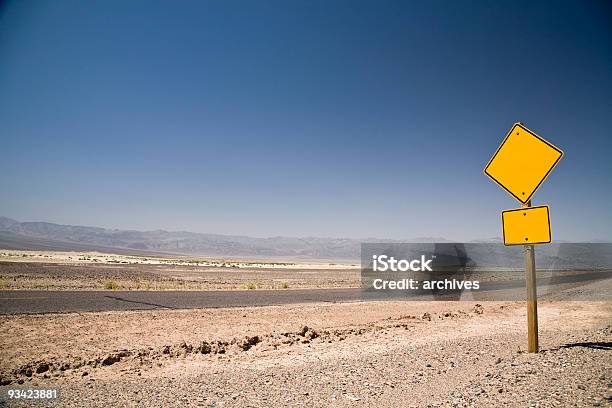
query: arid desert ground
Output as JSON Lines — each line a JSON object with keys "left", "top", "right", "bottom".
{"left": 0, "top": 250, "right": 359, "bottom": 291}
{"left": 0, "top": 251, "right": 610, "bottom": 407}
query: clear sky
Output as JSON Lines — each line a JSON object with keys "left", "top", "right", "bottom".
{"left": 0, "top": 0, "right": 611, "bottom": 241}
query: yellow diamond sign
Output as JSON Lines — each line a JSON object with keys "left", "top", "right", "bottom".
{"left": 485, "top": 123, "right": 563, "bottom": 204}
{"left": 501, "top": 205, "right": 551, "bottom": 246}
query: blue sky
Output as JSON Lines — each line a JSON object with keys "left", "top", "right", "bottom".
{"left": 0, "top": 0, "right": 611, "bottom": 241}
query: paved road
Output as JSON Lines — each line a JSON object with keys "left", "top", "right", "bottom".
{"left": 1, "top": 271, "right": 610, "bottom": 314}
{"left": 0, "top": 288, "right": 368, "bottom": 314}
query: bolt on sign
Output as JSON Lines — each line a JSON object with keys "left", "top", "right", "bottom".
{"left": 484, "top": 123, "right": 563, "bottom": 204}
{"left": 501, "top": 205, "right": 551, "bottom": 246}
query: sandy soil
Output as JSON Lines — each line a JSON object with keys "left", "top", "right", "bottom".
{"left": 0, "top": 261, "right": 360, "bottom": 290}
{"left": 1, "top": 300, "right": 610, "bottom": 407}
{"left": 0, "top": 249, "right": 360, "bottom": 290}
{"left": 0, "top": 250, "right": 357, "bottom": 269}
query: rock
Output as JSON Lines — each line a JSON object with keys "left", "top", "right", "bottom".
{"left": 213, "top": 342, "right": 226, "bottom": 354}
{"left": 162, "top": 345, "right": 171, "bottom": 354}
{"left": 473, "top": 304, "right": 484, "bottom": 314}
{"left": 238, "top": 335, "right": 261, "bottom": 351}
{"left": 178, "top": 341, "right": 192, "bottom": 353}
{"left": 35, "top": 362, "right": 50, "bottom": 374}
{"left": 197, "top": 341, "right": 212, "bottom": 354}
{"left": 421, "top": 313, "right": 432, "bottom": 321}
{"left": 305, "top": 329, "right": 318, "bottom": 340}
{"left": 82, "top": 371, "right": 88, "bottom": 377}
{"left": 20, "top": 367, "right": 33, "bottom": 377}
{"left": 495, "top": 357, "right": 503, "bottom": 364}
{"left": 101, "top": 354, "right": 121, "bottom": 366}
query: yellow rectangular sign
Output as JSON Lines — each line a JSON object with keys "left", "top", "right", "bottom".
{"left": 485, "top": 123, "right": 563, "bottom": 204}
{"left": 502, "top": 205, "right": 551, "bottom": 246}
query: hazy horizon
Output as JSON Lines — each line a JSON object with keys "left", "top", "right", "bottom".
{"left": 0, "top": 214, "right": 469, "bottom": 241}
{"left": 2, "top": 215, "right": 611, "bottom": 243}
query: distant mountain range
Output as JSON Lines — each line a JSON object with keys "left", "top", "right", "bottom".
{"left": 0, "top": 216, "right": 450, "bottom": 259}
{"left": 0, "top": 217, "right": 609, "bottom": 263}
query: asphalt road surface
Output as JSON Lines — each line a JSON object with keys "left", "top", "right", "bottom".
{"left": 1, "top": 271, "right": 610, "bottom": 314}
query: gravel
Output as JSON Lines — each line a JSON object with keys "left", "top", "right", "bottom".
{"left": 1, "top": 300, "right": 610, "bottom": 407}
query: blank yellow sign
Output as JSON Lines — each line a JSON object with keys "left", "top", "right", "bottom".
{"left": 485, "top": 123, "right": 563, "bottom": 204}
{"left": 502, "top": 205, "right": 551, "bottom": 246}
